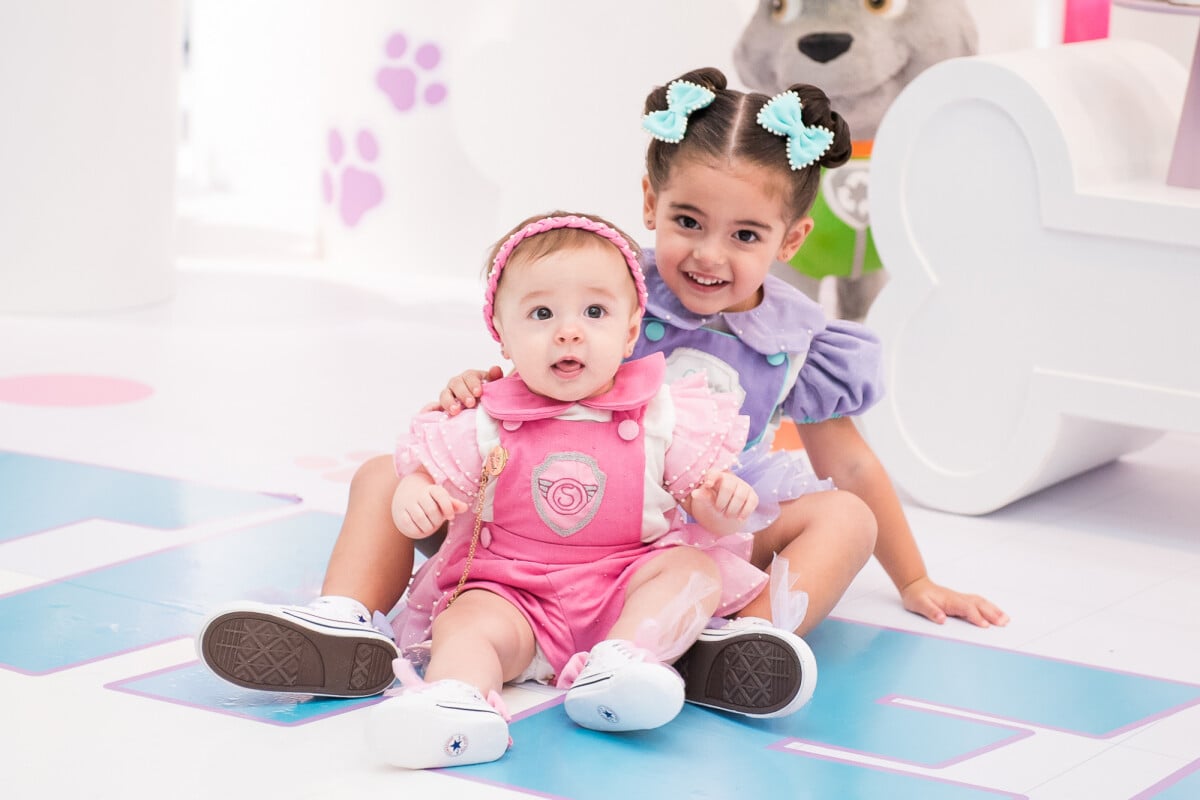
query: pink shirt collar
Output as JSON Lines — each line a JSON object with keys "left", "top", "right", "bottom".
{"left": 481, "top": 353, "right": 665, "bottom": 421}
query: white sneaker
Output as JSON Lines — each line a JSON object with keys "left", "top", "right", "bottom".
{"left": 197, "top": 599, "right": 398, "bottom": 697}
{"left": 366, "top": 679, "right": 510, "bottom": 769}
{"left": 563, "top": 640, "right": 684, "bottom": 732}
{"left": 674, "top": 617, "right": 816, "bottom": 718}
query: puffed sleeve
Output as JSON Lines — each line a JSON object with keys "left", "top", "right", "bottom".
{"left": 393, "top": 409, "right": 482, "bottom": 500}
{"left": 782, "top": 319, "right": 884, "bottom": 423}
{"left": 662, "top": 373, "right": 750, "bottom": 501}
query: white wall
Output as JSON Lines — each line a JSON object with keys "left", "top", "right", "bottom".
{"left": 181, "top": 0, "right": 1198, "bottom": 259}
{"left": 180, "top": 0, "right": 321, "bottom": 233}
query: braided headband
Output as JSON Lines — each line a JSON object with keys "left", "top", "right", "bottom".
{"left": 483, "top": 215, "right": 648, "bottom": 343}
{"left": 642, "top": 81, "right": 833, "bottom": 171}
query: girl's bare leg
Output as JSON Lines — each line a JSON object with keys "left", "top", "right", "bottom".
{"left": 737, "top": 489, "right": 877, "bottom": 637}
{"left": 321, "top": 454, "right": 415, "bottom": 615}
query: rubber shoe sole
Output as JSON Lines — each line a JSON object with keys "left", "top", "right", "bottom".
{"left": 198, "top": 606, "right": 397, "bottom": 697}
{"left": 675, "top": 625, "right": 816, "bottom": 718}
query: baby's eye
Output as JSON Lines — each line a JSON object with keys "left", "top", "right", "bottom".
{"left": 531, "top": 307, "right": 553, "bottom": 321}
{"left": 734, "top": 229, "right": 760, "bottom": 244}
{"left": 585, "top": 305, "right": 606, "bottom": 319}
{"left": 675, "top": 215, "right": 701, "bottom": 230}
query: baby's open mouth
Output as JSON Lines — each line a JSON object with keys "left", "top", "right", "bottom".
{"left": 686, "top": 272, "right": 728, "bottom": 287}
{"left": 552, "top": 358, "right": 584, "bottom": 376}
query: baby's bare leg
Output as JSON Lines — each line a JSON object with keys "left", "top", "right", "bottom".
{"left": 738, "top": 489, "right": 877, "bottom": 636}
{"left": 321, "top": 454, "right": 416, "bottom": 615}
{"left": 425, "top": 590, "right": 536, "bottom": 696}
{"left": 608, "top": 546, "right": 721, "bottom": 655}
{"left": 368, "top": 588, "right": 524, "bottom": 769}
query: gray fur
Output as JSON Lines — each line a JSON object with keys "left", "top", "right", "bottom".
{"left": 733, "top": 0, "right": 977, "bottom": 319}
{"left": 734, "top": 0, "right": 977, "bottom": 141}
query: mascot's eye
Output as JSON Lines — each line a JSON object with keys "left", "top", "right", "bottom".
{"left": 769, "top": 0, "right": 801, "bottom": 24}
{"left": 863, "top": 0, "right": 908, "bottom": 18}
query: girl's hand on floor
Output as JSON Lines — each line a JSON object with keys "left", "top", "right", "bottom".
{"left": 900, "top": 576, "right": 1010, "bottom": 627}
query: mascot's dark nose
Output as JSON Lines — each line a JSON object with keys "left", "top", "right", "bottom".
{"left": 797, "top": 32, "right": 853, "bottom": 63}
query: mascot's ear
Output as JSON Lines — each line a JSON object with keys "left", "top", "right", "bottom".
{"left": 778, "top": 216, "right": 814, "bottom": 262}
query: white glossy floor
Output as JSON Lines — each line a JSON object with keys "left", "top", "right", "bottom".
{"left": 2, "top": 227, "right": 1199, "bottom": 799}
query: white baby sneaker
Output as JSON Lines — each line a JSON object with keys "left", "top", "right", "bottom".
{"left": 197, "top": 597, "right": 398, "bottom": 697}
{"left": 563, "top": 639, "right": 685, "bottom": 732}
{"left": 674, "top": 616, "right": 817, "bottom": 718}
{"left": 366, "top": 679, "right": 510, "bottom": 769}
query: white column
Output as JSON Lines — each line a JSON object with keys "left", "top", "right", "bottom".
{"left": 0, "top": 1, "right": 181, "bottom": 314}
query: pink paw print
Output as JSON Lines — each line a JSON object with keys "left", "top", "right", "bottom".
{"left": 322, "top": 128, "right": 384, "bottom": 228}
{"left": 376, "top": 32, "right": 447, "bottom": 112}
{"left": 294, "top": 451, "right": 380, "bottom": 484}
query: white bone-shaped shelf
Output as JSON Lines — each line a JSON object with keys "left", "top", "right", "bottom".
{"left": 862, "top": 39, "right": 1200, "bottom": 515}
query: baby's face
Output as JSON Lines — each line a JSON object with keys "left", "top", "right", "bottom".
{"left": 492, "top": 239, "right": 641, "bottom": 402}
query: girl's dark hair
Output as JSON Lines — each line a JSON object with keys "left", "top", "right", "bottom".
{"left": 643, "top": 67, "right": 851, "bottom": 222}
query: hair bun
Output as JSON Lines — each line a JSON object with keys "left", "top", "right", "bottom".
{"left": 785, "top": 83, "right": 852, "bottom": 168}
{"left": 644, "top": 67, "right": 728, "bottom": 114}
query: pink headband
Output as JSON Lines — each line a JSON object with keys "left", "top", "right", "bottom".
{"left": 482, "top": 215, "right": 648, "bottom": 343}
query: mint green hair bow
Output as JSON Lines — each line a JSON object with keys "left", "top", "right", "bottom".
{"left": 756, "top": 91, "right": 834, "bottom": 170}
{"left": 642, "top": 80, "right": 716, "bottom": 144}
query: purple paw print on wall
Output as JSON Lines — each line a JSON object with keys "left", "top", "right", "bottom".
{"left": 322, "top": 128, "right": 384, "bottom": 228}
{"left": 376, "top": 32, "right": 447, "bottom": 112}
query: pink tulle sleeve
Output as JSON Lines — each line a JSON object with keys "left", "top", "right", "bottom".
{"left": 662, "top": 373, "right": 750, "bottom": 501}
{"left": 393, "top": 409, "right": 482, "bottom": 499}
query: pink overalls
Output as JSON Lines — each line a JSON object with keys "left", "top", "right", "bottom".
{"left": 431, "top": 359, "right": 668, "bottom": 672}
{"left": 392, "top": 355, "right": 766, "bottom": 675}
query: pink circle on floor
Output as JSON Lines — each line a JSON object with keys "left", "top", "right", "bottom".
{"left": 0, "top": 374, "right": 154, "bottom": 406}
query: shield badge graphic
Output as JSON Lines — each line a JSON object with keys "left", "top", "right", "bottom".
{"left": 531, "top": 452, "right": 606, "bottom": 537}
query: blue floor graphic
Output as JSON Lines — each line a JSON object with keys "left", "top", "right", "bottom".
{"left": 459, "top": 701, "right": 1020, "bottom": 800}
{"left": 4, "top": 454, "right": 1200, "bottom": 798}
{"left": 0, "top": 510, "right": 343, "bottom": 674}
{"left": 451, "top": 619, "right": 1200, "bottom": 800}
{"left": 1142, "top": 760, "right": 1200, "bottom": 800}
{"left": 0, "top": 450, "right": 297, "bottom": 542}
{"left": 108, "top": 661, "right": 378, "bottom": 726}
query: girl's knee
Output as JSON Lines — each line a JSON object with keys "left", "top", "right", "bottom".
{"left": 832, "top": 491, "right": 878, "bottom": 551}
{"left": 349, "top": 454, "right": 399, "bottom": 496}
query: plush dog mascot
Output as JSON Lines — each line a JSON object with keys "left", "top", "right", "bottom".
{"left": 734, "top": 0, "right": 977, "bottom": 320}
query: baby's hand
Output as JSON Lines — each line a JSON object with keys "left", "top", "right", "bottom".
{"left": 392, "top": 482, "right": 468, "bottom": 539}
{"left": 688, "top": 472, "right": 758, "bottom": 536}
{"left": 436, "top": 366, "right": 504, "bottom": 416}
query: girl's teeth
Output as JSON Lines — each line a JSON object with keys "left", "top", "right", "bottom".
{"left": 690, "top": 274, "right": 723, "bottom": 286}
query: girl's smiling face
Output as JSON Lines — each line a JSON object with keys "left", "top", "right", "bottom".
{"left": 491, "top": 238, "right": 642, "bottom": 402}
{"left": 643, "top": 157, "right": 812, "bottom": 316}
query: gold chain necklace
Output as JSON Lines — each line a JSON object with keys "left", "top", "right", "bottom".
{"left": 447, "top": 445, "right": 508, "bottom": 607}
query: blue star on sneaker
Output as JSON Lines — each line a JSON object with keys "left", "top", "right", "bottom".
{"left": 444, "top": 734, "right": 468, "bottom": 757}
